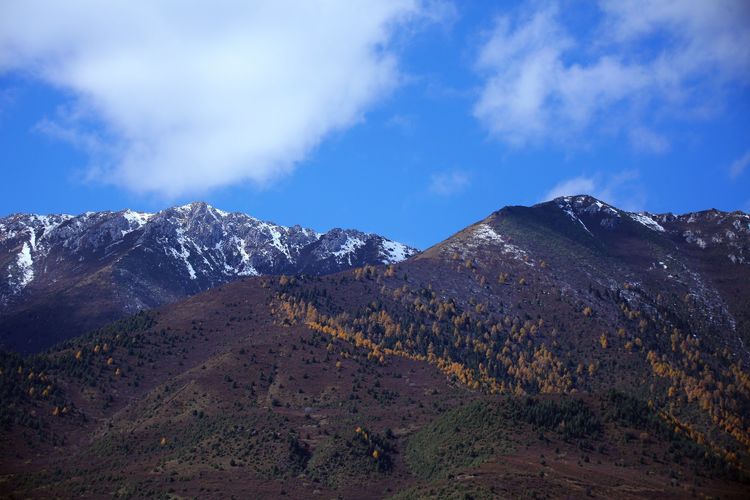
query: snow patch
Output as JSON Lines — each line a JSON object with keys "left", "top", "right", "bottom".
{"left": 629, "top": 212, "right": 665, "bottom": 232}
{"left": 175, "top": 203, "right": 195, "bottom": 214}
{"left": 459, "top": 224, "right": 532, "bottom": 264}
{"left": 12, "top": 242, "right": 35, "bottom": 290}
{"left": 120, "top": 210, "right": 154, "bottom": 237}
{"left": 168, "top": 245, "right": 197, "bottom": 280}
{"left": 729, "top": 254, "right": 741, "bottom": 264}
{"left": 333, "top": 235, "right": 366, "bottom": 263}
{"left": 683, "top": 230, "right": 707, "bottom": 249}
{"left": 169, "top": 228, "right": 197, "bottom": 280}
{"left": 32, "top": 214, "right": 72, "bottom": 242}
{"left": 122, "top": 209, "right": 154, "bottom": 228}
{"left": 557, "top": 199, "right": 593, "bottom": 235}
{"left": 380, "top": 239, "right": 411, "bottom": 263}
{"left": 259, "top": 222, "right": 292, "bottom": 260}
{"left": 472, "top": 224, "right": 505, "bottom": 244}
{"left": 233, "top": 236, "right": 259, "bottom": 276}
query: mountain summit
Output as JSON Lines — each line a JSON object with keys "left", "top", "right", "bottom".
{"left": 418, "top": 194, "right": 750, "bottom": 349}
{"left": 0, "top": 202, "right": 417, "bottom": 353}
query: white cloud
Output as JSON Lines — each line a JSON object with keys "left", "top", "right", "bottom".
{"left": 543, "top": 170, "right": 645, "bottom": 210}
{"left": 34, "top": 117, "right": 106, "bottom": 157}
{"left": 0, "top": 1, "right": 435, "bottom": 197}
{"left": 729, "top": 150, "right": 750, "bottom": 179}
{"left": 0, "top": 87, "right": 17, "bottom": 115}
{"left": 629, "top": 127, "right": 670, "bottom": 154}
{"left": 386, "top": 114, "right": 416, "bottom": 134}
{"left": 544, "top": 176, "right": 596, "bottom": 200}
{"left": 429, "top": 169, "right": 471, "bottom": 196}
{"left": 474, "top": 1, "right": 750, "bottom": 147}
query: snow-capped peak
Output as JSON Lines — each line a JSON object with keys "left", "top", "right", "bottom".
{"left": 549, "top": 196, "right": 671, "bottom": 233}
{"left": 122, "top": 209, "right": 154, "bottom": 226}
{"left": 1, "top": 203, "right": 417, "bottom": 307}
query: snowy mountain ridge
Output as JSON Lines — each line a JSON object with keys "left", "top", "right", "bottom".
{"left": 0, "top": 202, "right": 419, "bottom": 352}
{"left": 0, "top": 202, "right": 417, "bottom": 303}
{"left": 549, "top": 195, "right": 750, "bottom": 261}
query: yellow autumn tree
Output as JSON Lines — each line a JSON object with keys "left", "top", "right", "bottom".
{"left": 599, "top": 334, "right": 608, "bottom": 349}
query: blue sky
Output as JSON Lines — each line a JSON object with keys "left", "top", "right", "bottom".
{"left": 1, "top": 1, "right": 749, "bottom": 249}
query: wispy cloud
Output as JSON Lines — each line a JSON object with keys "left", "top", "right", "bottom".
{"left": 34, "top": 117, "right": 106, "bottom": 157}
{"left": 729, "top": 150, "right": 750, "bottom": 179}
{"left": 473, "top": 1, "right": 750, "bottom": 148}
{"left": 386, "top": 114, "right": 416, "bottom": 134}
{"left": 543, "top": 170, "right": 645, "bottom": 211}
{"left": 544, "top": 176, "right": 596, "bottom": 200}
{"left": 0, "top": 87, "right": 18, "bottom": 116}
{"left": 429, "top": 169, "right": 471, "bottom": 196}
{"left": 629, "top": 127, "right": 670, "bottom": 154}
{"left": 0, "top": 1, "right": 440, "bottom": 198}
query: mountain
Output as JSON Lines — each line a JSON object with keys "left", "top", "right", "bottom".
{"left": 419, "top": 194, "right": 750, "bottom": 347}
{"left": 1, "top": 195, "right": 749, "bottom": 498}
{"left": 0, "top": 202, "right": 417, "bottom": 353}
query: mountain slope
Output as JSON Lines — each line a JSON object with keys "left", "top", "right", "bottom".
{"left": 0, "top": 195, "right": 748, "bottom": 498}
{"left": 0, "top": 202, "right": 417, "bottom": 353}
{"left": 269, "top": 195, "right": 750, "bottom": 468}
{"left": 418, "top": 195, "right": 749, "bottom": 348}
{"left": 0, "top": 277, "right": 746, "bottom": 499}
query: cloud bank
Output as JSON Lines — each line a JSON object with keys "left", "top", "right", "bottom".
{"left": 474, "top": 1, "right": 750, "bottom": 148}
{"left": 0, "top": 1, "right": 430, "bottom": 197}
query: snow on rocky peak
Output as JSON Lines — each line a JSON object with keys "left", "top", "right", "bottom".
{"left": 560, "top": 195, "right": 620, "bottom": 217}
{"left": 122, "top": 209, "right": 154, "bottom": 228}
{"left": 554, "top": 197, "right": 595, "bottom": 235}
{"left": 629, "top": 212, "right": 665, "bottom": 232}
{"left": 380, "top": 239, "right": 412, "bottom": 264}
{"left": 544, "top": 196, "right": 750, "bottom": 265}
{"left": 1, "top": 203, "right": 418, "bottom": 307}
{"left": 549, "top": 196, "right": 671, "bottom": 234}
{"left": 333, "top": 234, "right": 366, "bottom": 262}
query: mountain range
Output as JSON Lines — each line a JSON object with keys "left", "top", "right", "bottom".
{"left": 1, "top": 195, "right": 749, "bottom": 498}
{"left": 0, "top": 202, "right": 416, "bottom": 353}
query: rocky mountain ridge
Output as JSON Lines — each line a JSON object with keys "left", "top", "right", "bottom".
{"left": 0, "top": 202, "right": 417, "bottom": 353}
